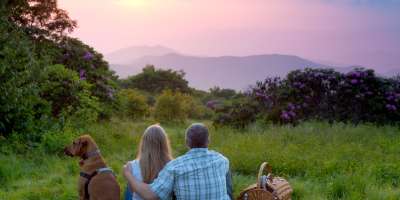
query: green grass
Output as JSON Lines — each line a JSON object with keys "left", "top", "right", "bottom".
{"left": 1, "top": 119, "right": 400, "bottom": 199}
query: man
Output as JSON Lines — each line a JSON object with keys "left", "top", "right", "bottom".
{"left": 123, "top": 123, "right": 233, "bottom": 200}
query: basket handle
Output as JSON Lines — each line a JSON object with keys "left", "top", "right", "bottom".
{"left": 257, "top": 162, "right": 273, "bottom": 188}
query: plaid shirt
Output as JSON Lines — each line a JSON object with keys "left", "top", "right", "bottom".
{"left": 150, "top": 148, "right": 230, "bottom": 200}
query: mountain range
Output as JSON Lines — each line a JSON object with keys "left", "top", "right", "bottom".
{"left": 105, "top": 45, "right": 399, "bottom": 90}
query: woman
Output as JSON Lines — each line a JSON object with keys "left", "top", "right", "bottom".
{"left": 124, "top": 124, "right": 173, "bottom": 200}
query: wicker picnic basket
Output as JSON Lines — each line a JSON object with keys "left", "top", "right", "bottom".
{"left": 237, "top": 162, "right": 293, "bottom": 200}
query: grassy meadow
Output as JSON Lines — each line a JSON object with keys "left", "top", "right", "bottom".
{"left": 1, "top": 119, "right": 400, "bottom": 200}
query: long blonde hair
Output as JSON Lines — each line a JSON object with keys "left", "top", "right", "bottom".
{"left": 137, "top": 124, "right": 173, "bottom": 183}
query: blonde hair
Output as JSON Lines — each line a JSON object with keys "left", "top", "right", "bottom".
{"left": 137, "top": 124, "right": 173, "bottom": 183}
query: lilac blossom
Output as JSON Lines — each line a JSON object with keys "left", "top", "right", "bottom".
{"left": 83, "top": 52, "right": 94, "bottom": 60}
{"left": 79, "top": 69, "right": 86, "bottom": 80}
{"left": 288, "top": 103, "right": 295, "bottom": 110}
{"left": 386, "top": 104, "right": 397, "bottom": 111}
{"left": 107, "top": 91, "right": 114, "bottom": 98}
{"left": 280, "top": 111, "right": 290, "bottom": 120}
{"left": 387, "top": 96, "right": 394, "bottom": 101}
{"left": 63, "top": 53, "right": 70, "bottom": 59}
{"left": 350, "top": 79, "right": 358, "bottom": 85}
{"left": 206, "top": 100, "right": 220, "bottom": 109}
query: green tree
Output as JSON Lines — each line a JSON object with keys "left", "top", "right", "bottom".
{"left": 5, "top": 0, "right": 77, "bottom": 41}
{"left": 209, "top": 86, "right": 238, "bottom": 99}
{"left": 122, "top": 65, "right": 191, "bottom": 94}
{"left": 0, "top": 17, "right": 45, "bottom": 137}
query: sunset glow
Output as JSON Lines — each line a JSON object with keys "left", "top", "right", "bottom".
{"left": 114, "top": 0, "right": 154, "bottom": 8}
{"left": 58, "top": 0, "right": 400, "bottom": 71}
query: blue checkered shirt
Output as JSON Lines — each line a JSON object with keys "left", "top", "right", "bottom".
{"left": 150, "top": 148, "right": 230, "bottom": 200}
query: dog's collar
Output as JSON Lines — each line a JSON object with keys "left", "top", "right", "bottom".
{"left": 81, "top": 149, "right": 100, "bottom": 160}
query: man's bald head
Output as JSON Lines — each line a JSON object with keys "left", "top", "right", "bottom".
{"left": 185, "top": 123, "right": 209, "bottom": 148}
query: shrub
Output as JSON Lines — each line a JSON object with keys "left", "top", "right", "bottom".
{"left": 40, "top": 129, "right": 76, "bottom": 154}
{"left": 116, "top": 89, "right": 149, "bottom": 120}
{"left": 39, "top": 64, "right": 101, "bottom": 126}
{"left": 154, "top": 90, "right": 188, "bottom": 122}
{"left": 252, "top": 68, "right": 400, "bottom": 125}
{"left": 57, "top": 38, "right": 118, "bottom": 104}
{"left": 0, "top": 18, "right": 47, "bottom": 138}
{"left": 213, "top": 97, "right": 259, "bottom": 128}
{"left": 182, "top": 95, "right": 213, "bottom": 119}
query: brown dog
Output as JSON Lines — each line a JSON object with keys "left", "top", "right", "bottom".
{"left": 64, "top": 135, "right": 120, "bottom": 200}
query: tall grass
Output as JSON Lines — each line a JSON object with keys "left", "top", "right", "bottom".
{"left": 1, "top": 119, "right": 399, "bottom": 199}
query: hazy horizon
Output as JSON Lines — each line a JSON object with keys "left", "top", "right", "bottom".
{"left": 59, "top": 0, "right": 400, "bottom": 71}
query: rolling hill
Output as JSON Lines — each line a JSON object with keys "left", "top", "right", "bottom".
{"left": 106, "top": 45, "right": 399, "bottom": 90}
{"left": 108, "top": 49, "right": 330, "bottom": 90}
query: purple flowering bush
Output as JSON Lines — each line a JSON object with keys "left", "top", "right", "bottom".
{"left": 57, "top": 38, "right": 118, "bottom": 104}
{"left": 39, "top": 64, "right": 101, "bottom": 125}
{"left": 252, "top": 68, "right": 400, "bottom": 125}
{"left": 55, "top": 38, "right": 118, "bottom": 119}
{"left": 213, "top": 97, "right": 259, "bottom": 128}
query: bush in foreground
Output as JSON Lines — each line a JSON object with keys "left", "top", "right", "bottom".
{"left": 252, "top": 68, "right": 400, "bottom": 125}
{"left": 154, "top": 90, "right": 188, "bottom": 122}
{"left": 116, "top": 89, "right": 149, "bottom": 120}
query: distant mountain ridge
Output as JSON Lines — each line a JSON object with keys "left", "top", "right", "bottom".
{"left": 108, "top": 49, "right": 329, "bottom": 90}
{"left": 106, "top": 45, "right": 398, "bottom": 90}
{"left": 105, "top": 45, "right": 177, "bottom": 64}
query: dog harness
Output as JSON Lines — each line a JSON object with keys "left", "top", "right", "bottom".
{"left": 79, "top": 149, "right": 115, "bottom": 200}
{"left": 80, "top": 167, "right": 115, "bottom": 200}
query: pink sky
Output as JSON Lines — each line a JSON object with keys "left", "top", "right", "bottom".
{"left": 58, "top": 0, "right": 400, "bottom": 70}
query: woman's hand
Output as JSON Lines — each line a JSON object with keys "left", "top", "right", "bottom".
{"left": 123, "top": 162, "right": 133, "bottom": 179}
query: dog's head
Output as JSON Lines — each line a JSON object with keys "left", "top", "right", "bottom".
{"left": 64, "top": 135, "right": 97, "bottom": 158}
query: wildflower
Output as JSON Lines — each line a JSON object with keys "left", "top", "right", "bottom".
{"left": 387, "top": 96, "right": 394, "bottom": 101}
{"left": 386, "top": 104, "right": 397, "bottom": 111}
{"left": 206, "top": 100, "right": 219, "bottom": 109}
{"left": 350, "top": 79, "right": 358, "bottom": 85}
{"left": 108, "top": 91, "right": 114, "bottom": 98}
{"left": 288, "top": 111, "right": 296, "bottom": 117}
{"left": 288, "top": 103, "right": 295, "bottom": 110}
{"left": 83, "top": 51, "right": 94, "bottom": 60}
{"left": 281, "top": 111, "right": 290, "bottom": 120}
{"left": 79, "top": 69, "right": 86, "bottom": 80}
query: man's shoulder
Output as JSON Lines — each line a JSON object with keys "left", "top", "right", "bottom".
{"left": 165, "top": 152, "right": 192, "bottom": 169}
{"left": 167, "top": 149, "right": 229, "bottom": 168}
{"left": 208, "top": 150, "right": 229, "bottom": 162}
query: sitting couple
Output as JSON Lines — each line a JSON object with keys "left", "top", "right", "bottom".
{"left": 123, "top": 123, "right": 233, "bottom": 200}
